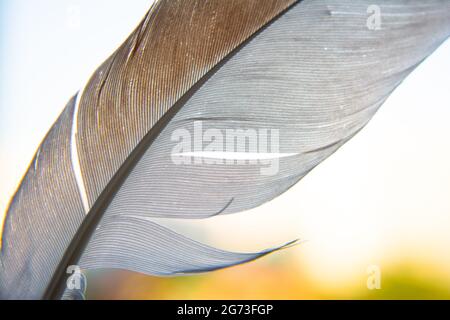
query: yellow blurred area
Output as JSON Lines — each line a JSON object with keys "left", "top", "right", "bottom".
{"left": 86, "top": 251, "right": 450, "bottom": 299}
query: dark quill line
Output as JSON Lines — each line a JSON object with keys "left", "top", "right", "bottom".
{"left": 43, "top": 0, "right": 301, "bottom": 300}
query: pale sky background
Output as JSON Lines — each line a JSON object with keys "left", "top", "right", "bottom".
{"left": 1, "top": 0, "right": 449, "bottom": 289}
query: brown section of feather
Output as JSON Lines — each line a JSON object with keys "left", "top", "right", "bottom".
{"left": 75, "top": 0, "right": 297, "bottom": 206}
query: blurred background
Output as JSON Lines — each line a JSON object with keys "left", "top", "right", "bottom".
{"left": 1, "top": 0, "right": 449, "bottom": 299}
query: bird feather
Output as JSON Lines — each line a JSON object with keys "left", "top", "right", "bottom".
{"left": 1, "top": 0, "right": 449, "bottom": 299}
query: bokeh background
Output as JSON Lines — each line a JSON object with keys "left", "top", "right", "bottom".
{"left": 1, "top": 0, "right": 449, "bottom": 299}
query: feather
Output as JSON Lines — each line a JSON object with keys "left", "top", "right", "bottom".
{"left": 1, "top": 0, "right": 450, "bottom": 299}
